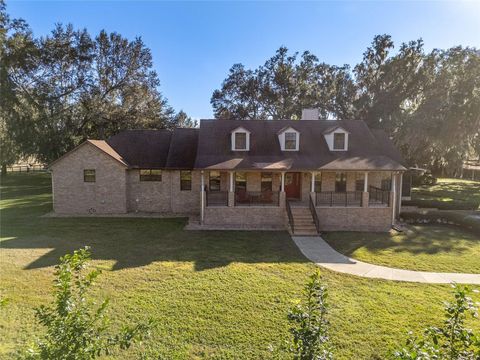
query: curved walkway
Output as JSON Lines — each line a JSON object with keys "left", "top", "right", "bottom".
{"left": 292, "top": 236, "right": 480, "bottom": 284}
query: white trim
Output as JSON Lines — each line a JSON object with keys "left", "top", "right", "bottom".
{"left": 364, "top": 172, "right": 368, "bottom": 192}
{"left": 278, "top": 127, "right": 300, "bottom": 151}
{"left": 391, "top": 172, "right": 397, "bottom": 225}
{"left": 231, "top": 127, "right": 250, "bottom": 151}
{"left": 324, "top": 128, "right": 349, "bottom": 151}
{"left": 200, "top": 171, "right": 205, "bottom": 224}
{"left": 281, "top": 172, "right": 285, "bottom": 192}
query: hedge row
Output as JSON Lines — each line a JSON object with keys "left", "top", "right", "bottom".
{"left": 400, "top": 211, "right": 480, "bottom": 236}
{"left": 402, "top": 199, "right": 478, "bottom": 211}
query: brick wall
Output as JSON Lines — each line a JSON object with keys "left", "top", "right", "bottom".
{"left": 204, "top": 206, "right": 287, "bottom": 228}
{"left": 127, "top": 170, "right": 200, "bottom": 214}
{"left": 315, "top": 206, "right": 392, "bottom": 232}
{"left": 51, "top": 143, "right": 127, "bottom": 214}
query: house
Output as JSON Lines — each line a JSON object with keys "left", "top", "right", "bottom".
{"left": 50, "top": 115, "right": 406, "bottom": 234}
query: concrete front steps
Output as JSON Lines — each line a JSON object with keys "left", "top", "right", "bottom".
{"left": 290, "top": 207, "right": 318, "bottom": 236}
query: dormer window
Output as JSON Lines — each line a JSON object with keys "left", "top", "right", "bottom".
{"left": 231, "top": 127, "right": 250, "bottom": 151}
{"left": 285, "top": 132, "right": 297, "bottom": 150}
{"left": 333, "top": 133, "right": 346, "bottom": 150}
{"left": 235, "top": 132, "right": 247, "bottom": 150}
{"left": 278, "top": 126, "right": 300, "bottom": 151}
{"left": 323, "top": 126, "right": 349, "bottom": 151}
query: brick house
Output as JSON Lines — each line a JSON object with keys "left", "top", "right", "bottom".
{"left": 50, "top": 116, "right": 406, "bottom": 234}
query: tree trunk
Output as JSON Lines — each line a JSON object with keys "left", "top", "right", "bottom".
{"left": 1, "top": 163, "right": 7, "bottom": 177}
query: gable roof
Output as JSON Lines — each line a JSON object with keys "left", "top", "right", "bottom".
{"left": 322, "top": 125, "right": 350, "bottom": 135}
{"left": 194, "top": 119, "right": 406, "bottom": 171}
{"left": 277, "top": 125, "right": 300, "bottom": 134}
{"left": 49, "top": 140, "right": 128, "bottom": 168}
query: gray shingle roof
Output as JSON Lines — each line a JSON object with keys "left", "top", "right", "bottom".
{"left": 105, "top": 128, "right": 199, "bottom": 169}
{"left": 60, "top": 120, "right": 404, "bottom": 171}
{"left": 194, "top": 119, "right": 406, "bottom": 171}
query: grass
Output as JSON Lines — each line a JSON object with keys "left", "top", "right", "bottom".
{"left": 1, "top": 173, "right": 479, "bottom": 359}
{"left": 407, "top": 178, "right": 480, "bottom": 210}
{"left": 323, "top": 225, "right": 480, "bottom": 273}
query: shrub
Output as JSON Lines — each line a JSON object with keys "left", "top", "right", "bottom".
{"left": 411, "top": 173, "right": 438, "bottom": 187}
{"left": 400, "top": 211, "right": 480, "bottom": 236}
{"left": 391, "top": 284, "right": 480, "bottom": 359}
{"left": 402, "top": 199, "right": 477, "bottom": 211}
{"left": 22, "top": 247, "right": 154, "bottom": 360}
{"left": 287, "top": 271, "right": 333, "bottom": 360}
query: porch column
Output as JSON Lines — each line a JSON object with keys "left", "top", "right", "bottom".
{"left": 362, "top": 171, "right": 369, "bottom": 208}
{"left": 279, "top": 172, "right": 286, "bottom": 208}
{"left": 200, "top": 171, "right": 205, "bottom": 224}
{"left": 398, "top": 172, "right": 403, "bottom": 216}
{"left": 228, "top": 171, "right": 235, "bottom": 207}
{"left": 310, "top": 172, "right": 315, "bottom": 193}
{"left": 391, "top": 172, "right": 397, "bottom": 225}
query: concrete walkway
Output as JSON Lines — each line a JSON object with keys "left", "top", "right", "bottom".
{"left": 292, "top": 236, "right": 480, "bottom": 284}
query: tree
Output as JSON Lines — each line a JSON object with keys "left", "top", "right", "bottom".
{"left": 22, "top": 247, "right": 154, "bottom": 359}
{"left": 398, "top": 47, "right": 480, "bottom": 175}
{"left": 211, "top": 47, "right": 355, "bottom": 120}
{"left": 287, "top": 271, "right": 333, "bottom": 360}
{"left": 1, "top": 3, "right": 179, "bottom": 164}
{"left": 392, "top": 284, "right": 480, "bottom": 359}
{"left": 0, "top": 0, "right": 37, "bottom": 174}
{"left": 171, "top": 110, "right": 198, "bottom": 128}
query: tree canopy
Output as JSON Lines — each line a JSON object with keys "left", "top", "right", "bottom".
{"left": 212, "top": 35, "right": 480, "bottom": 175}
{"left": 1, "top": 1, "right": 192, "bottom": 169}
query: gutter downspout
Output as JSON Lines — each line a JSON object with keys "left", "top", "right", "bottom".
{"left": 200, "top": 171, "right": 205, "bottom": 224}
{"left": 391, "top": 172, "right": 397, "bottom": 226}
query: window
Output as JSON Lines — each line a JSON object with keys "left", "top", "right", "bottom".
{"left": 335, "top": 172, "right": 347, "bottom": 192}
{"left": 84, "top": 169, "right": 96, "bottom": 183}
{"left": 261, "top": 172, "right": 272, "bottom": 192}
{"left": 285, "top": 132, "right": 297, "bottom": 150}
{"left": 235, "top": 172, "right": 247, "bottom": 192}
{"left": 231, "top": 127, "right": 250, "bottom": 151}
{"left": 333, "top": 133, "right": 346, "bottom": 150}
{"left": 234, "top": 133, "right": 247, "bottom": 150}
{"left": 355, "top": 172, "right": 365, "bottom": 191}
{"left": 314, "top": 173, "right": 322, "bottom": 192}
{"left": 140, "top": 169, "right": 162, "bottom": 181}
{"left": 209, "top": 171, "right": 221, "bottom": 191}
{"left": 180, "top": 171, "right": 192, "bottom": 191}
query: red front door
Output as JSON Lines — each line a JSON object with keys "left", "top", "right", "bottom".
{"left": 285, "top": 172, "right": 301, "bottom": 199}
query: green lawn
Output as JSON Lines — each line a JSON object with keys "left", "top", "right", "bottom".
{"left": 408, "top": 178, "right": 480, "bottom": 210}
{"left": 1, "top": 174, "right": 479, "bottom": 359}
{"left": 323, "top": 225, "right": 480, "bottom": 273}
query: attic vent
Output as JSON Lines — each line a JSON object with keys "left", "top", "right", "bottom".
{"left": 301, "top": 108, "right": 319, "bottom": 120}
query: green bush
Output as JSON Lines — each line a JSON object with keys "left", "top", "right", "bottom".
{"left": 287, "top": 271, "right": 333, "bottom": 360}
{"left": 411, "top": 173, "right": 437, "bottom": 187}
{"left": 402, "top": 199, "right": 477, "bottom": 211}
{"left": 391, "top": 284, "right": 480, "bottom": 359}
{"left": 400, "top": 211, "right": 480, "bottom": 236}
{"left": 22, "top": 247, "right": 154, "bottom": 360}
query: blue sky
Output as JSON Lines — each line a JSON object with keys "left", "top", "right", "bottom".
{"left": 7, "top": 1, "right": 480, "bottom": 119}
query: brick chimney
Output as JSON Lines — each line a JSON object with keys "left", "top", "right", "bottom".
{"left": 301, "top": 108, "right": 319, "bottom": 120}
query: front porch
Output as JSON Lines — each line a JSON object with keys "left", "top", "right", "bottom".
{"left": 199, "top": 170, "right": 402, "bottom": 232}
{"left": 201, "top": 170, "right": 395, "bottom": 208}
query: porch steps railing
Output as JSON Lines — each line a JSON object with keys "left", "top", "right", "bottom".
{"left": 288, "top": 204, "right": 318, "bottom": 236}
{"left": 368, "top": 186, "right": 390, "bottom": 206}
{"left": 309, "top": 194, "right": 320, "bottom": 234}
